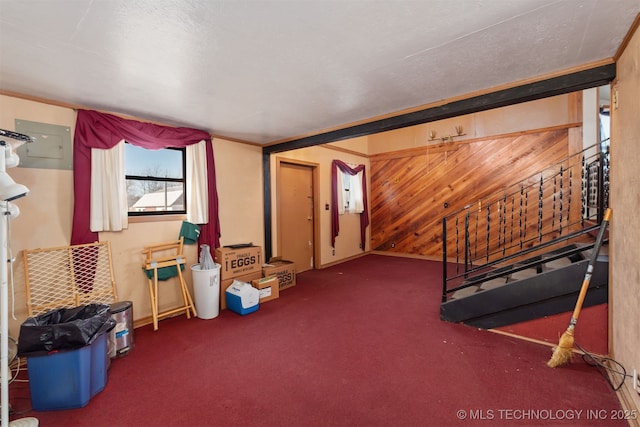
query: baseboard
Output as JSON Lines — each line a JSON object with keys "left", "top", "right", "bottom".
{"left": 317, "top": 251, "right": 370, "bottom": 269}
{"left": 133, "top": 312, "right": 193, "bottom": 329}
{"left": 318, "top": 250, "right": 443, "bottom": 269}
{"left": 133, "top": 315, "right": 153, "bottom": 329}
{"left": 609, "top": 370, "right": 640, "bottom": 427}
{"left": 369, "top": 250, "right": 442, "bottom": 262}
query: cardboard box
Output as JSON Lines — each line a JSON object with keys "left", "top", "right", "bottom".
{"left": 220, "top": 271, "right": 262, "bottom": 310}
{"left": 215, "top": 245, "right": 262, "bottom": 280}
{"left": 251, "top": 275, "right": 279, "bottom": 303}
{"left": 262, "top": 258, "right": 296, "bottom": 291}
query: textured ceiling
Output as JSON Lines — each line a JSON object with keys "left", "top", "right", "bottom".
{"left": 0, "top": 0, "right": 638, "bottom": 145}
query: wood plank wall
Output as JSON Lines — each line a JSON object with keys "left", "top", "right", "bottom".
{"left": 370, "top": 127, "right": 575, "bottom": 258}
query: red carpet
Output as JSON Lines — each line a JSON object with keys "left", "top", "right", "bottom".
{"left": 9, "top": 254, "right": 625, "bottom": 426}
{"left": 496, "top": 304, "right": 609, "bottom": 356}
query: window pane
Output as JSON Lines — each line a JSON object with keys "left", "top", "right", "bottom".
{"left": 125, "top": 144, "right": 183, "bottom": 179}
{"left": 127, "top": 180, "right": 185, "bottom": 212}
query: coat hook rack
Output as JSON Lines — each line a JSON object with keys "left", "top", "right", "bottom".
{"left": 428, "top": 125, "right": 466, "bottom": 144}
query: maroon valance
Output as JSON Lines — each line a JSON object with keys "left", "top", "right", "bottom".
{"left": 71, "top": 109, "right": 220, "bottom": 248}
{"left": 331, "top": 160, "right": 369, "bottom": 249}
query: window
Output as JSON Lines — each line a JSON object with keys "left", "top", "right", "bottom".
{"left": 599, "top": 106, "right": 610, "bottom": 152}
{"left": 124, "top": 143, "right": 186, "bottom": 216}
{"left": 338, "top": 169, "right": 364, "bottom": 214}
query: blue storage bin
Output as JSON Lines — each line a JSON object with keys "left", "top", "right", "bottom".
{"left": 27, "top": 332, "right": 108, "bottom": 411}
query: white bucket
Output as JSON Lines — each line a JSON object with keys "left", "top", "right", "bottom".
{"left": 190, "top": 263, "right": 221, "bottom": 319}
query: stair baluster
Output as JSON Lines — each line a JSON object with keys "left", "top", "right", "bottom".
{"left": 510, "top": 195, "right": 515, "bottom": 246}
{"left": 519, "top": 185, "right": 524, "bottom": 250}
{"left": 486, "top": 204, "right": 491, "bottom": 262}
{"left": 524, "top": 185, "right": 528, "bottom": 242}
{"left": 464, "top": 211, "right": 470, "bottom": 275}
{"left": 455, "top": 215, "right": 459, "bottom": 274}
{"left": 474, "top": 206, "right": 479, "bottom": 260}
{"left": 552, "top": 174, "right": 557, "bottom": 230}
{"left": 567, "top": 168, "right": 573, "bottom": 228}
{"left": 559, "top": 166, "right": 564, "bottom": 235}
{"left": 502, "top": 194, "right": 507, "bottom": 256}
{"left": 581, "top": 154, "right": 586, "bottom": 226}
{"left": 538, "top": 175, "right": 544, "bottom": 242}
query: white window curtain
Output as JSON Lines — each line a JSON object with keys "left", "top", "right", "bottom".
{"left": 89, "top": 139, "right": 209, "bottom": 232}
{"left": 186, "top": 140, "right": 209, "bottom": 224}
{"left": 90, "top": 140, "right": 128, "bottom": 232}
{"left": 338, "top": 169, "right": 364, "bottom": 214}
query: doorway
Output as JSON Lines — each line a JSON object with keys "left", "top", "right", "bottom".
{"left": 277, "top": 158, "right": 319, "bottom": 274}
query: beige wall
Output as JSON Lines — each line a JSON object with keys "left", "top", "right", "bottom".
{"left": 0, "top": 95, "right": 264, "bottom": 337}
{"left": 610, "top": 24, "right": 640, "bottom": 410}
{"left": 368, "top": 94, "right": 573, "bottom": 154}
{"left": 270, "top": 141, "right": 370, "bottom": 267}
{"left": 213, "top": 137, "right": 264, "bottom": 248}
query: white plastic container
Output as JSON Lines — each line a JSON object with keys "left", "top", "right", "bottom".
{"left": 190, "top": 263, "right": 221, "bottom": 319}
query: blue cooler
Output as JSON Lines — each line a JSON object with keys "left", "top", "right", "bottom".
{"left": 225, "top": 280, "right": 259, "bottom": 315}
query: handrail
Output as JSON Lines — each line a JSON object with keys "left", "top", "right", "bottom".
{"left": 442, "top": 143, "right": 609, "bottom": 303}
{"left": 444, "top": 143, "right": 602, "bottom": 220}
{"left": 446, "top": 223, "right": 600, "bottom": 284}
{"left": 447, "top": 235, "right": 605, "bottom": 296}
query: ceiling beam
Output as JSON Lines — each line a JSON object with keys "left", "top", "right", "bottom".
{"left": 263, "top": 63, "right": 616, "bottom": 154}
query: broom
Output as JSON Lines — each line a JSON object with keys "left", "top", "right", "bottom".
{"left": 547, "top": 207, "right": 612, "bottom": 368}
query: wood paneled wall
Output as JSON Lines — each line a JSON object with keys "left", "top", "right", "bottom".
{"left": 370, "top": 127, "right": 574, "bottom": 257}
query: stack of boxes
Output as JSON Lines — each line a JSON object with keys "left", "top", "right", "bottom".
{"left": 214, "top": 245, "right": 297, "bottom": 311}
{"left": 215, "top": 245, "right": 263, "bottom": 310}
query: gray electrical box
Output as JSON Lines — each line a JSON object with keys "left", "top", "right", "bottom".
{"left": 14, "top": 119, "right": 72, "bottom": 170}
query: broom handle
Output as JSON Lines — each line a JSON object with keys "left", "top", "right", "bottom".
{"left": 570, "top": 208, "right": 612, "bottom": 323}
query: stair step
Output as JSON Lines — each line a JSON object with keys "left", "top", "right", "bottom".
{"left": 508, "top": 268, "right": 538, "bottom": 281}
{"left": 451, "top": 285, "right": 480, "bottom": 299}
{"left": 544, "top": 257, "right": 573, "bottom": 269}
{"left": 479, "top": 277, "right": 509, "bottom": 290}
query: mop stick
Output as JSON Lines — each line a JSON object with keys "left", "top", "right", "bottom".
{"left": 547, "top": 208, "right": 612, "bottom": 368}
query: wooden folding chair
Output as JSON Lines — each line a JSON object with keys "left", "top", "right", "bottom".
{"left": 142, "top": 237, "right": 197, "bottom": 331}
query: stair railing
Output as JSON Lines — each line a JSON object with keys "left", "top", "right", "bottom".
{"left": 442, "top": 143, "right": 609, "bottom": 303}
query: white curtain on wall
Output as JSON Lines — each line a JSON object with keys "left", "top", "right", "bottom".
{"left": 186, "top": 140, "right": 209, "bottom": 224}
{"left": 90, "top": 140, "right": 128, "bottom": 232}
{"left": 337, "top": 169, "right": 364, "bottom": 214}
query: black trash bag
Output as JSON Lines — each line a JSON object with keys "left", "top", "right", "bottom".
{"left": 17, "top": 303, "right": 116, "bottom": 357}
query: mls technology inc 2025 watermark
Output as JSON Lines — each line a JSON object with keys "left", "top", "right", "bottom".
{"left": 456, "top": 408, "right": 638, "bottom": 422}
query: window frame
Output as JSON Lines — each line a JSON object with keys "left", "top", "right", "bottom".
{"left": 125, "top": 144, "right": 188, "bottom": 217}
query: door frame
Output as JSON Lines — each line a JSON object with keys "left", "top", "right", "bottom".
{"left": 275, "top": 156, "right": 320, "bottom": 270}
